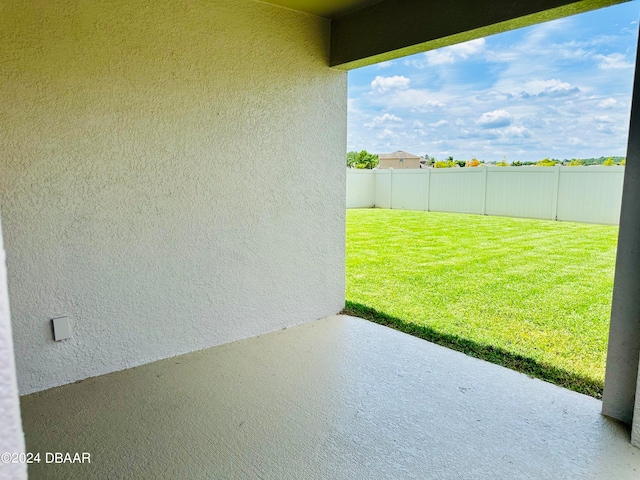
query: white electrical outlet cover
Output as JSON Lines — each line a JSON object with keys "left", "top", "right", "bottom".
{"left": 52, "top": 317, "right": 71, "bottom": 341}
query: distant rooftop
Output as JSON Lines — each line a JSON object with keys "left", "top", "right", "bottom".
{"left": 378, "top": 150, "right": 420, "bottom": 159}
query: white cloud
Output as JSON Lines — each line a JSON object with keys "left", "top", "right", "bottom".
{"left": 424, "top": 51, "right": 455, "bottom": 66}
{"left": 477, "top": 110, "right": 513, "bottom": 128}
{"left": 492, "top": 75, "right": 581, "bottom": 100}
{"left": 424, "top": 38, "right": 486, "bottom": 66}
{"left": 376, "top": 113, "right": 402, "bottom": 123}
{"left": 364, "top": 113, "right": 403, "bottom": 128}
{"left": 430, "top": 120, "right": 449, "bottom": 127}
{"left": 371, "top": 75, "right": 410, "bottom": 93}
{"left": 380, "top": 89, "right": 445, "bottom": 111}
{"left": 500, "top": 126, "right": 531, "bottom": 138}
{"left": 596, "top": 124, "right": 615, "bottom": 134}
{"left": 376, "top": 61, "right": 395, "bottom": 69}
{"left": 377, "top": 128, "right": 397, "bottom": 140}
{"left": 567, "top": 137, "right": 587, "bottom": 146}
{"left": 597, "top": 97, "right": 618, "bottom": 108}
{"left": 521, "top": 79, "right": 580, "bottom": 96}
{"left": 525, "top": 18, "right": 570, "bottom": 44}
{"left": 596, "top": 53, "right": 634, "bottom": 69}
{"left": 413, "top": 120, "right": 425, "bottom": 129}
{"left": 595, "top": 114, "right": 618, "bottom": 135}
{"left": 452, "top": 38, "right": 486, "bottom": 55}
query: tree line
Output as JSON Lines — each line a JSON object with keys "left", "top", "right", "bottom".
{"left": 347, "top": 151, "right": 625, "bottom": 169}
{"left": 347, "top": 151, "right": 379, "bottom": 169}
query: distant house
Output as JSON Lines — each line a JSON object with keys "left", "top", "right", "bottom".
{"left": 378, "top": 150, "right": 421, "bottom": 169}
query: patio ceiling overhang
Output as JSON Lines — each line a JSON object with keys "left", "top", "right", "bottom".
{"left": 260, "top": 0, "right": 630, "bottom": 69}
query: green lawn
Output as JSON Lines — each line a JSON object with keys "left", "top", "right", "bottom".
{"left": 343, "top": 209, "right": 619, "bottom": 398}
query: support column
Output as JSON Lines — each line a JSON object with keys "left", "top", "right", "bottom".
{"left": 0, "top": 215, "right": 27, "bottom": 479}
{"left": 634, "top": 373, "right": 640, "bottom": 446}
{"left": 602, "top": 30, "right": 640, "bottom": 434}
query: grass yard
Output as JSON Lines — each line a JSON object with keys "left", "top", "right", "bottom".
{"left": 343, "top": 209, "right": 619, "bottom": 398}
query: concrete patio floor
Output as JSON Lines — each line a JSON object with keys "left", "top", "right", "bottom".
{"left": 20, "top": 315, "right": 640, "bottom": 479}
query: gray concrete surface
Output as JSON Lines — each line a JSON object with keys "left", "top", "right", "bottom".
{"left": 21, "top": 315, "right": 640, "bottom": 479}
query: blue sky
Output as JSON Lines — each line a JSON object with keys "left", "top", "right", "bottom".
{"left": 347, "top": 1, "right": 640, "bottom": 162}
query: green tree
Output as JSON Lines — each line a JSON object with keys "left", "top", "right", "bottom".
{"left": 537, "top": 158, "right": 557, "bottom": 167}
{"left": 347, "top": 150, "right": 379, "bottom": 169}
{"left": 346, "top": 151, "right": 358, "bottom": 168}
{"left": 568, "top": 159, "right": 584, "bottom": 166}
{"left": 434, "top": 160, "right": 456, "bottom": 168}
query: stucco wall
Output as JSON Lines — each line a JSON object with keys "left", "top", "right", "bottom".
{"left": 0, "top": 220, "right": 26, "bottom": 478}
{"left": 0, "top": 0, "right": 346, "bottom": 394}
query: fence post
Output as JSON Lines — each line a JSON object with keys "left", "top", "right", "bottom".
{"left": 551, "top": 164, "right": 561, "bottom": 221}
{"left": 372, "top": 169, "right": 377, "bottom": 208}
{"left": 425, "top": 167, "right": 431, "bottom": 211}
{"left": 481, "top": 165, "right": 488, "bottom": 215}
{"left": 388, "top": 168, "right": 393, "bottom": 209}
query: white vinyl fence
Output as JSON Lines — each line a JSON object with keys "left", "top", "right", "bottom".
{"left": 346, "top": 166, "right": 625, "bottom": 225}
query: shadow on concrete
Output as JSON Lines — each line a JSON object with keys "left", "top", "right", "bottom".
{"left": 342, "top": 300, "right": 604, "bottom": 399}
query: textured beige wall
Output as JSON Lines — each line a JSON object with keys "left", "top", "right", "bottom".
{"left": 0, "top": 0, "right": 347, "bottom": 394}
